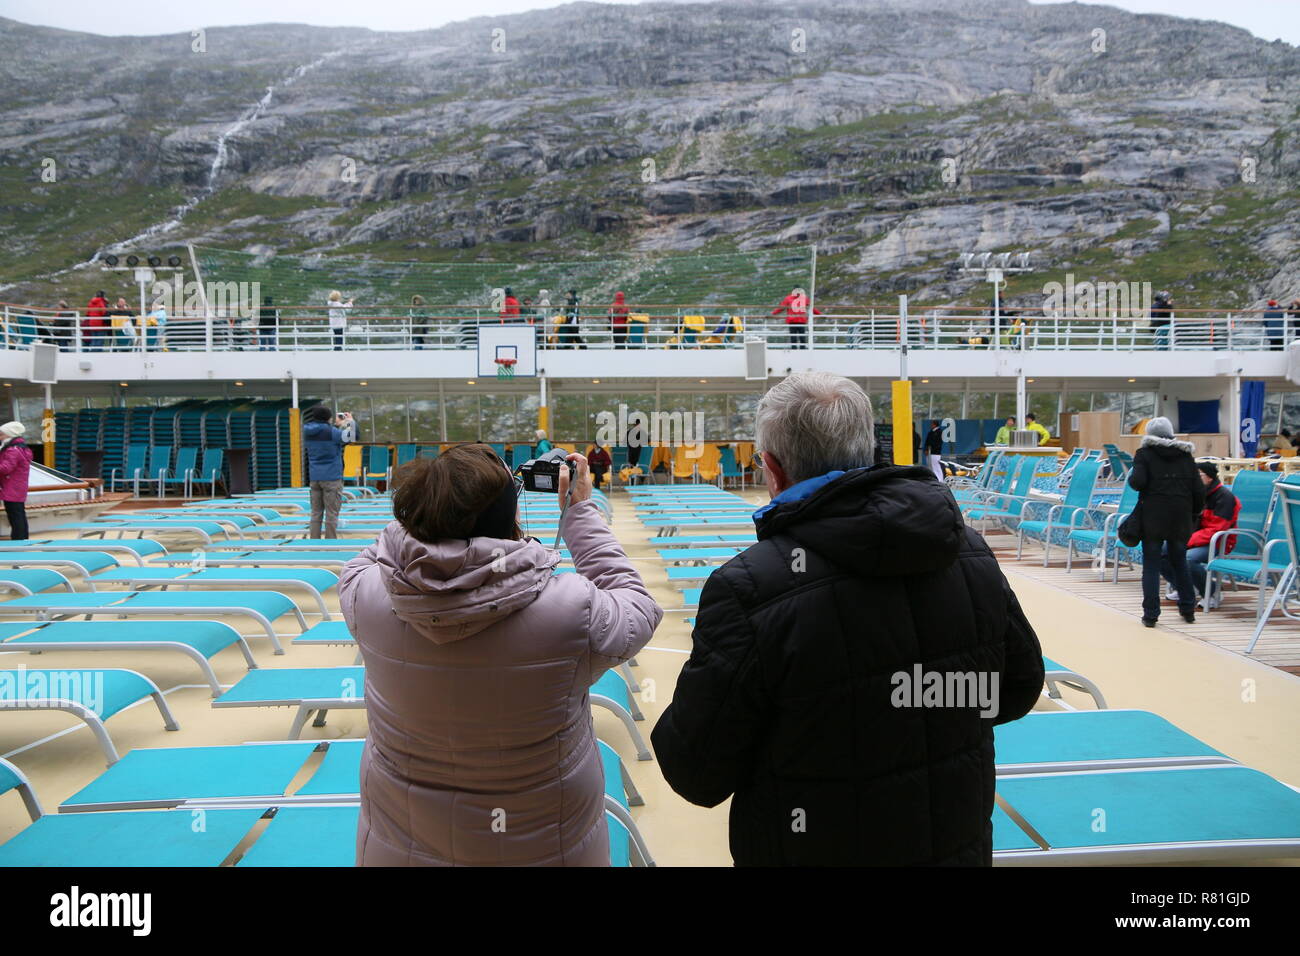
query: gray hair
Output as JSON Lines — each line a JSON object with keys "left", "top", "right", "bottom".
{"left": 756, "top": 372, "right": 875, "bottom": 483}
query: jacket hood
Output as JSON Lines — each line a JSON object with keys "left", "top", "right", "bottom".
{"left": 372, "top": 522, "right": 560, "bottom": 643}
{"left": 1140, "top": 434, "right": 1195, "bottom": 456}
{"left": 755, "top": 465, "right": 964, "bottom": 576}
{"left": 614, "top": 292, "right": 625, "bottom": 303}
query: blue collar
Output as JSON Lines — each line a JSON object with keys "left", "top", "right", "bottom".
{"left": 753, "top": 468, "right": 859, "bottom": 523}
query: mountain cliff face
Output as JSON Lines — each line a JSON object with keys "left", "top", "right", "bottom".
{"left": 1, "top": 0, "right": 1298, "bottom": 309}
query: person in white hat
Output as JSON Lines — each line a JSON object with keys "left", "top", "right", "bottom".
{"left": 0, "top": 422, "right": 33, "bottom": 540}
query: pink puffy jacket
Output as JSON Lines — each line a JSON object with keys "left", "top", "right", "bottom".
{"left": 339, "top": 499, "right": 661, "bottom": 866}
{"left": 0, "top": 439, "right": 32, "bottom": 502}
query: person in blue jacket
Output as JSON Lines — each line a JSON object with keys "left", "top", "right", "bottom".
{"left": 303, "top": 405, "right": 355, "bottom": 538}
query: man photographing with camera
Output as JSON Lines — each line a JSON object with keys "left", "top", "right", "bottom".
{"left": 303, "top": 405, "right": 356, "bottom": 539}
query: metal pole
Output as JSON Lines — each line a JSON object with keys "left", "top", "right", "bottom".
{"left": 1230, "top": 373, "right": 1243, "bottom": 458}
{"left": 899, "top": 294, "right": 909, "bottom": 381}
{"left": 439, "top": 379, "right": 447, "bottom": 442}
{"left": 188, "top": 243, "right": 213, "bottom": 352}
{"left": 808, "top": 244, "right": 817, "bottom": 348}
{"left": 993, "top": 275, "right": 1001, "bottom": 349}
{"left": 538, "top": 374, "right": 548, "bottom": 436}
{"left": 1016, "top": 371, "right": 1027, "bottom": 432}
{"left": 42, "top": 383, "right": 55, "bottom": 467}
{"left": 894, "top": 294, "right": 912, "bottom": 466}
{"left": 289, "top": 377, "right": 303, "bottom": 487}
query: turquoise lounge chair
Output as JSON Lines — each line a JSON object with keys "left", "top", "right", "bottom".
{"left": 0, "top": 591, "right": 304, "bottom": 654}
{"left": 0, "top": 620, "right": 255, "bottom": 696}
{"left": 0, "top": 667, "right": 178, "bottom": 765}
{"left": 994, "top": 765, "right": 1300, "bottom": 865}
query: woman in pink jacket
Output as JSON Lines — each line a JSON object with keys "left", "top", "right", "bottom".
{"left": 339, "top": 443, "right": 661, "bottom": 866}
{"left": 0, "top": 422, "right": 33, "bottom": 540}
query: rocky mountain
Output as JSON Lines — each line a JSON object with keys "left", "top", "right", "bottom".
{"left": 1, "top": 0, "right": 1298, "bottom": 310}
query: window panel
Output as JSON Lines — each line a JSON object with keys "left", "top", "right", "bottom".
{"left": 409, "top": 397, "right": 440, "bottom": 441}
{"left": 370, "top": 395, "right": 408, "bottom": 443}
{"left": 479, "top": 394, "right": 517, "bottom": 442}
{"left": 442, "top": 394, "right": 478, "bottom": 441}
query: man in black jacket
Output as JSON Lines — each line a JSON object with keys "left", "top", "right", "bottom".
{"left": 651, "top": 371, "right": 1044, "bottom": 866}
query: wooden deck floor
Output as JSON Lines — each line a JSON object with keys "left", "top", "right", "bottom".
{"left": 984, "top": 530, "right": 1300, "bottom": 674}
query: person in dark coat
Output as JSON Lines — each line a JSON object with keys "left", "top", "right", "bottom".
{"left": 651, "top": 371, "right": 1044, "bottom": 866}
{"left": 1149, "top": 290, "right": 1173, "bottom": 349}
{"left": 924, "top": 419, "right": 945, "bottom": 480}
{"left": 1128, "top": 416, "right": 1205, "bottom": 627}
{"left": 258, "top": 296, "right": 277, "bottom": 351}
{"left": 1263, "top": 300, "right": 1285, "bottom": 351}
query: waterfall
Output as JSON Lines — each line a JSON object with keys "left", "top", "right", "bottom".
{"left": 0, "top": 52, "right": 341, "bottom": 293}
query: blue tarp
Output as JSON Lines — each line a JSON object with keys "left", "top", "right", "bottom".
{"left": 1240, "top": 381, "right": 1265, "bottom": 457}
{"left": 1177, "top": 400, "right": 1220, "bottom": 435}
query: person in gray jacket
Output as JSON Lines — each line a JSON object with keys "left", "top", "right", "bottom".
{"left": 339, "top": 444, "right": 662, "bottom": 866}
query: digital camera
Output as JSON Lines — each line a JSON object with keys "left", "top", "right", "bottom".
{"left": 518, "top": 448, "right": 575, "bottom": 493}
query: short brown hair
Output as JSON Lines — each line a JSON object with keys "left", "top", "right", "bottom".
{"left": 391, "top": 444, "right": 521, "bottom": 543}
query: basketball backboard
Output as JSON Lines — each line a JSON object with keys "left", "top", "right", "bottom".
{"left": 477, "top": 324, "right": 538, "bottom": 378}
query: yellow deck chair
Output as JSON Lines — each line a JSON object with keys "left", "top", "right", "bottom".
{"left": 679, "top": 314, "right": 707, "bottom": 348}
{"left": 701, "top": 315, "right": 743, "bottom": 347}
{"left": 650, "top": 445, "right": 673, "bottom": 472}
{"left": 342, "top": 444, "right": 363, "bottom": 481}
{"left": 734, "top": 442, "right": 756, "bottom": 469}
{"left": 547, "top": 313, "right": 567, "bottom": 345}
{"left": 627, "top": 313, "right": 650, "bottom": 346}
{"left": 672, "top": 445, "right": 700, "bottom": 481}
{"left": 694, "top": 443, "right": 722, "bottom": 482}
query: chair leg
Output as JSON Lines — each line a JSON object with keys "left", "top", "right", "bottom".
{"left": 1247, "top": 566, "right": 1293, "bottom": 654}
{"left": 591, "top": 696, "right": 651, "bottom": 760}
{"left": 618, "top": 756, "right": 645, "bottom": 807}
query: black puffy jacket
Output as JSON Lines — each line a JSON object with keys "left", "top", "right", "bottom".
{"left": 651, "top": 465, "right": 1044, "bottom": 866}
{"left": 1127, "top": 437, "right": 1205, "bottom": 544}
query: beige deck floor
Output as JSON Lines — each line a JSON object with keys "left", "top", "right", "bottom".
{"left": 1, "top": 490, "right": 1298, "bottom": 866}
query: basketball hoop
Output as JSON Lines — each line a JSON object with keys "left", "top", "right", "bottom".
{"left": 495, "top": 357, "right": 517, "bottom": 379}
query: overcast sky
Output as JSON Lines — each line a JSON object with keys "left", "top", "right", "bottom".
{"left": 1, "top": 0, "right": 1296, "bottom": 46}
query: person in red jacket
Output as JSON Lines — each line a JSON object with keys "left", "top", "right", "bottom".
{"left": 770, "top": 287, "right": 822, "bottom": 350}
{"left": 500, "top": 287, "right": 521, "bottom": 323}
{"left": 0, "top": 422, "right": 33, "bottom": 540}
{"left": 608, "top": 291, "right": 630, "bottom": 349}
{"left": 586, "top": 441, "right": 613, "bottom": 489}
{"left": 85, "top": 291, "right": 108, "bottom": 351}
{"left": 1163, "top": 461, "right": 1239, "bottom": 610}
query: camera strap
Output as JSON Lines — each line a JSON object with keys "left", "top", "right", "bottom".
{"left": 553, "top": 483, "right": 571, "bottom": 550}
